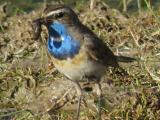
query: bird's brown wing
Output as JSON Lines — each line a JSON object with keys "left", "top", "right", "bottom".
{"left": 80, "top": 24, "right": 119, "bottom": 67}
{"left": 85, "top": 35, "right": 119, "bottom": 67}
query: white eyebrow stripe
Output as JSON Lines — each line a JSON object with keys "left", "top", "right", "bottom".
{"left": 46, "top": 9, "right": 66, "bottom": 17}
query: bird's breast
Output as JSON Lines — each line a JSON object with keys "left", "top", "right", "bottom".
{"left": 51, "top": 49, "right": 106, "bottom": 81}
{"left": 47, "top": 22, "right": 105, "bottom": 81}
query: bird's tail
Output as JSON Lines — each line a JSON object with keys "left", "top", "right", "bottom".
{"left": 115, "top": 55, "right": 137, "bottom": 63}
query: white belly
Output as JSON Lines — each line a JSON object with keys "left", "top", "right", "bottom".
{"left": 53, "top": 57, "right": 105, "bottom": 81}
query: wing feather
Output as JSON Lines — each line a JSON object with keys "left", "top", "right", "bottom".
{"left": 79, "top": 24, "right": 119, "bottom": 67}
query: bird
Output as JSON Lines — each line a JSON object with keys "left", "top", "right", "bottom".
{"left": 32, "top": 4, "right": 135, "bottom": 120}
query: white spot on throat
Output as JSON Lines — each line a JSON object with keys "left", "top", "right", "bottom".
{"left": 50, "top": 36, "right": 54, "bottom": 41}
{"left": 61, "top": 36, "right": 65, "bottom": 41}
{"left": 50, "top": 36, "right": 64, "bottom": 41}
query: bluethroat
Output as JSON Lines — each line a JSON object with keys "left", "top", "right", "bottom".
{"left": 33, "top": 5, "right": 135, "bottom": 120}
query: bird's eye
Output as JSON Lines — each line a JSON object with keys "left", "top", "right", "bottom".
{"left": 55, "top": 12, "right": 64, "bottom": 18}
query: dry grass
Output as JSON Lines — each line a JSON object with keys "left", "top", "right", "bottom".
{"left": 0, "top": 1, "right": 160, "bottom": 120}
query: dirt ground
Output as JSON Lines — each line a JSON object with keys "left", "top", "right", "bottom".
{"left": 0, "top": 1, "right": 160, "bottom": 120}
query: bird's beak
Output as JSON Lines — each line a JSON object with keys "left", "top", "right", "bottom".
{"left": 32, "top": 17, "right": 46, "bottom": 40}
{"left": 32, "top": 16, "right": 53, "bottom": 40}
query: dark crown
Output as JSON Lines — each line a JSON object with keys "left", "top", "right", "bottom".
{"left": 43, "top": 5, "right": 79, "bottom": 22}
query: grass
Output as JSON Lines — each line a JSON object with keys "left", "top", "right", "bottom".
{"left": 0, "top": 0, "right": 160, "bottom": 120}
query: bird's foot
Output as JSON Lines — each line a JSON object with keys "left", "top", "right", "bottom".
{"left": 72, "top": 81, "right": 83, "bottom": 120}
{"left": 95, "top": 82, "right": 102, "bottom": 120}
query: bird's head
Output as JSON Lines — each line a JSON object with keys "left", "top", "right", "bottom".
{"left": 32, "top": 5, "right": 79, "bottom": 40}
{"left": 43, "top": 5, "right": 79, "bottom": 25}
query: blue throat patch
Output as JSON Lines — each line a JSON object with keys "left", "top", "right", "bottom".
{"left": 47, "top": 22, "right": 80, "bottom": 59}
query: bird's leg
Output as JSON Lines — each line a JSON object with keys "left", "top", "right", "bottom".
{"left": 95, "top": 82, "right": 102, "bottom": 120}
{"left": 73, "top": 81, "right": 82, "bottom": 120}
